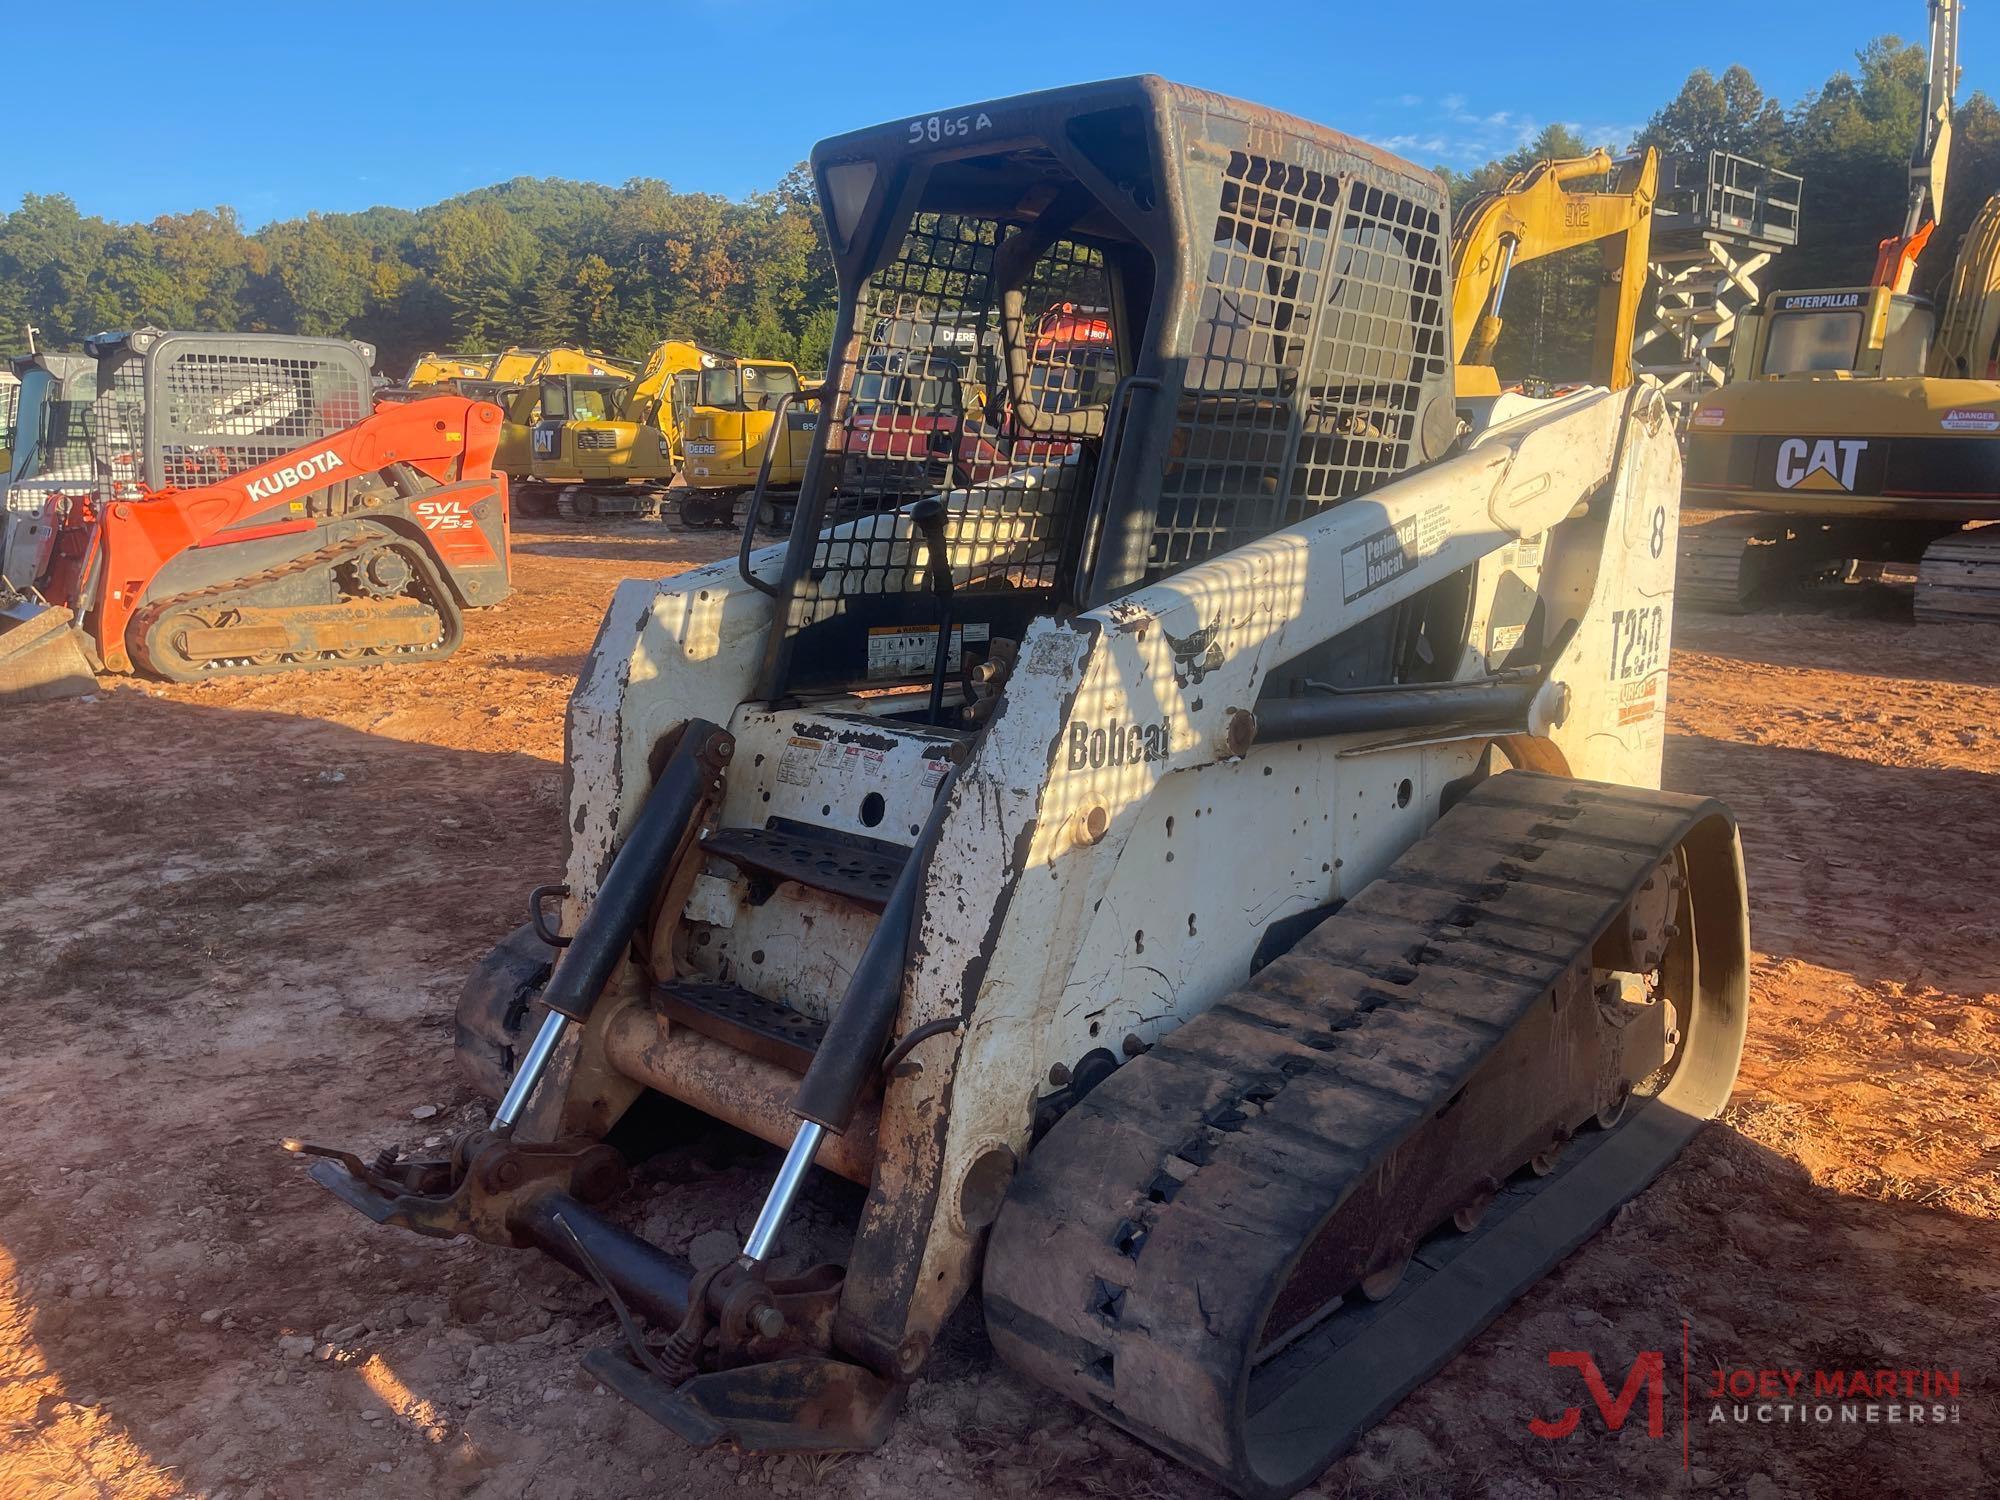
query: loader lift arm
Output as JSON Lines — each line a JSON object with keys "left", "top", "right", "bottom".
{"left": 1449, "top": 147, "right": 1659, "bottom": 395}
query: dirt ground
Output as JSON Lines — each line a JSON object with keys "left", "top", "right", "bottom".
{"left": 2, "top": 518, "right": 1995, "bottom": 1500}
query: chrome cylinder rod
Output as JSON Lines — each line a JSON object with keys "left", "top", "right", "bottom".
{"left": 494, "top": 1011, "right": 570, "bottom": 1129}
{"left": 742, "top": 1121, "right": 825, "bottom": 1263}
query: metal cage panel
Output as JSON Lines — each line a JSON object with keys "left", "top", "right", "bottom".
{"left": 808, "top": 210, "right": 1115, "bottom": 609}
{"left": 1151, "top": 152, "right": 1448, "bottom": 577}
{"left": 92, "top": 334, "right": 374, "bottom": 495}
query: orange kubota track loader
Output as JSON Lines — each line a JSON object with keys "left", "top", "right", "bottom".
{"left": 0, "top": 329, "right": 511, "bottom": 699}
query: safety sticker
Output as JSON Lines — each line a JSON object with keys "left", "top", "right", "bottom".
{"left": 1941, "top": 408, "right": 2000, "bottom": 432}
{"left": 866, "top": 622, "right": 989, "bottom": 679}
{"left": 777, "top": 736, "right": 821, "bottom": 787}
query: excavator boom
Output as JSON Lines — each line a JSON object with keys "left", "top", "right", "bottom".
{"left": 1448, "top": 147, "right": 1659, "bottom": 394}
{"left": 1875, "top": 0, "right": 1959, "bottom": 291}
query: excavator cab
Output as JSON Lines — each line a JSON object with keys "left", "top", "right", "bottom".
{"left": 678, "top": 356, "right": 818, "bottom": 526}
{"left": 1732, "top": 287, "right": 1938, "bottom": 380}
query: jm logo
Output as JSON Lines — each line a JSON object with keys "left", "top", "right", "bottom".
{"left": 1528, "top": 1350, "right": 1667, "bottom": 1440}
{"left": 1775, "top": 437, "right": 1867, "bottom": 492}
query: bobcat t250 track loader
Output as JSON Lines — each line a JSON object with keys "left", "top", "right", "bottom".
{"left": 303, "top": 77, "right": 1750, "bottom": 1499}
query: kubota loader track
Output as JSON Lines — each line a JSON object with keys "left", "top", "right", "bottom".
{"left": 129, "top": 535, "right": 464, "bottom": 682}
{"left": 984, "top": 772, "right": 1746, "bottom": 1500}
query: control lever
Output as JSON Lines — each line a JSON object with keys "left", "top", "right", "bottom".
{"left": 908, "top": 497, "right": 956, "bottom": 725}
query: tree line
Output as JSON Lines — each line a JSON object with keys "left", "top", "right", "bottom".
{"left": 0, "top": 33, "right": 1990, "bottom": 382}
{"left": 0, "top": 167, "right": 837, "bottom": 377}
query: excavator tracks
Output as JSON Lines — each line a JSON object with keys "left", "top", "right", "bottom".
{"left": 984, "top": 771, "right": 1747, "bottom": 1500}
{"left": 1916, "top": 524, "right": 2000, "bottom": 622}
{"left": 1676, "top": 513, "right": 1775, "bottom": 613}
{"left": 129, "top": 534, "right": 464, "bottom": 682}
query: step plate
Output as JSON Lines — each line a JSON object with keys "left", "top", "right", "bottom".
{"left": 655, "top": 980, "right": 826, "bottom": 1073}
{"left": 983, "top": 771, "right": 1748, "bottom": 1500}
{"left": 702, "top": 824, "right": 907, "bottom": 911}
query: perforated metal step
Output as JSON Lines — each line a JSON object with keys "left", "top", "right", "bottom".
{"left": 701, "top": 823, "right": 908, "bottom": 911}
{"left": 655, "top": 980, "right": 826, "bottom": 1073}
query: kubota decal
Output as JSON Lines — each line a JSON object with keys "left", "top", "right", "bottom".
{"left": 245, "top": 449, "right": 343, "bottom": 502}
{"left": 415, "top": 499, "right": 475, "bottom": 531}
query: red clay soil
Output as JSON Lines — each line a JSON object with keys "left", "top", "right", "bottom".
{"left": 1, "top": 523, "right": 1993, "bottom": 1499}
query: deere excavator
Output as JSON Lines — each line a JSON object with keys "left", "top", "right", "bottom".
{"left": 0, "top": 329, "right": 512, "bottom": 700}
{"left": 527, "top": 338, "right": 711, "bottom": 520}
{"left": 1679, "top": 0, "right": 2000, "bottom": 618}
{"left": 299, "top": 79, "right": 1748, "bottom": 1499}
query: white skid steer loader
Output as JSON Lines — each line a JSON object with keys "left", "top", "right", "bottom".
{"left": 302, "top": 76, "right": 1749, "bottom": 1499}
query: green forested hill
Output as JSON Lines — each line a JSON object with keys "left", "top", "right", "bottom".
{"left": 0, "top": 167, "right": 835, "bottom": 375}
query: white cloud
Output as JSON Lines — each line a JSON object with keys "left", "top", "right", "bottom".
{"left": 1364, "top": 87, "right": 1646, "bottom": 169}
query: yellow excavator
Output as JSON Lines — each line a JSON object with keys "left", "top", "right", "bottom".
{"left": 678, "top": 356, "right": 817, "bottom": 528}
{"left": 452, "top": 347, "right": 636, "bottom": 498}
{"left": 527, "top": 339, "right": 712, "bottom": 519}
{"left": 402, "top": 352, "right": 499, "bottom": 387}
{"left": 1449, "top": 146, "right": 1659, "bottom": 400}
{"left": 1679, "top": 1, "right": 2000, "bottom": 619}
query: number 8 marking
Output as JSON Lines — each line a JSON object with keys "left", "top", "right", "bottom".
{"left": 1650, "top": 506, "right": 1666, "bottom": 559}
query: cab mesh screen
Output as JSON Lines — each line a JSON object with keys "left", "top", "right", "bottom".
{"left": 1150, "top": 153, "right": 1447, "bottom": 577}
{"left": 98, "top": 347, "right": 369, "bottom": 493}
{"left": 806, "top": 211, "right": 1115, "bottom": 606}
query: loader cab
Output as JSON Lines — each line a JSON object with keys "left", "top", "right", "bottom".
{"left": 0, "top": 370, "right": 16, "bottom": 476}
{"left": 83, "top": 330, "right": 374, "bottom": 494}
{"left": 757, "top": 76, "right": 1459, "bottom": 706}
{"left": 4, "top": 354, "right": 99, "bottom": 496}
{"left": 1738, "top": 287, "right": 1936, "bottom": 381}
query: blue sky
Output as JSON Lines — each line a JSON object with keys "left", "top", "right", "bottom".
{"left": 6, "top": 1, "right": 1973, "bottom": 226}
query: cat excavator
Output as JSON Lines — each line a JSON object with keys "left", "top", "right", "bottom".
{"left": 527, "top": 338, "right": 712, "bottom": 519}
{"left": 0, "top": 329, "right": 511, "bottom": 699}
{"left": 299, "top": 78, "right": 1747, "bottom": 1499}
{"left": 402, "top": 352, "right": 499, "bottom": 388}
{"left": 428, "top": 347, "right": 635, "bottom": 503}
{"left": 1678, "top": 0, "right": 2000, "bottom": 618}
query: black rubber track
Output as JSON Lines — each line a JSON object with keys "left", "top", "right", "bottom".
{"left": 983, "top": 771, "right": 1749, "bottom": 1499}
